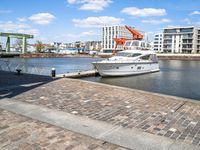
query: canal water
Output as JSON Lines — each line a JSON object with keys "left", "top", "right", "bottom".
{"left": 0, "top": 57, "right": 200, "bottom": 100}
{"left": 83, "top": 60, "right": 200, "bottom": 100}
{"left": 0, "top": 57, "right": 101, "bottom": 75}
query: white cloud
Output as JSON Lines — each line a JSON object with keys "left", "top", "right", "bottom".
{"left": 183, "top": 18, "right": 192, "bottom": 25}
{"left": 81, "top": 31, "right": 98, "bottom": 36}
{"left": 80, "top": 0, "right": 112, "bottom": 12}
{"left": 121, "top": 7, "right": 166, "bottom": 17}
{"left": 196, "top": 22, "right": 200, "bottom": 26}
{"left": 29, "top": 13, "right": 55, "bottom": 25}
{"left": 17, "top": 29, "right": 39, "bottom": 35}
{"left": 17, "top": 17, "right": 27, "bottom": 22}
{"left": 0, "top": 21, "right": 30, "bottom": 31}
{"left": 72, "top": 16, "right": 123, "bottom": 28}
{"left": 65, "top": 31, "right": 98, "bottom": 38}
{"left": 67, "top": 0, "right": 112, "bottom": 12}
{"left": 190, "top": 11, "right": 200, "bottom": 15}
{"left": 0, "top": 21, "right": 39, "bottom": 35}
{"left": 67, "top": 0, "right": 77, "bottom": 4}
{"left": 141, "top": 18, "right": 171, "bottom": 24}
{"left": 182, "top": 18, "right": 200, "bottom": 27}
{"left": 53, "top": 30, "right": 100, "bottom": 42}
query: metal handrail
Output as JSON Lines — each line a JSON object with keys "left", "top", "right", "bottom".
{"left": 0, "top": 58, "right": 100, "bottom": 75}
{"left": 0, "top": 59, "right": 49, "bottom": 75}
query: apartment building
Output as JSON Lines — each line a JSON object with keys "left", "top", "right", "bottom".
{"left": 163, "top": 26, "right": 200, "bottom": 53}
{"left": 153, "top": 26, "right": 200, "bottom": 53}
{"left": 153, "top": 33, "right": 163, "bottom": 52}
{"left": 84, "top": 41, "right": 102, "bottom": 51}
{"left": 102, "top": 26, "right": 135, "bottom": 50}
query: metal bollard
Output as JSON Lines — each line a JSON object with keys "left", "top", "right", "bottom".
{"left": 51, "top": 68, "right": 56, "bottom": 77}
{"left": 16, "top": 69, "right": 22, "bottom": 76}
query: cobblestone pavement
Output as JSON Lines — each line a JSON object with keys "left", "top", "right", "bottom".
{"left": 0, "top": 108, "right": 127, "bottom": 150}
{"left": 11, "top": 78, "right": 200, "bottom": 146}
{"left": 0, "top": 71, "right": 56, "bottom": 99}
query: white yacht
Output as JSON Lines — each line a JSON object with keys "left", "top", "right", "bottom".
{"left": 92, "top": 40, "right": 159, "bottom": 77}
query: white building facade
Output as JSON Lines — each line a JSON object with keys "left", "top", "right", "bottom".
{"left": 85, "top": 41, "right": 102, "bottom": 51}
{"left": 153, "top": 33, "right": 163, "bottom": 52}
{"left": 162, "top": 26, "right": 200, "bottom": 53}
{"left": 102, "top": 26, "right": 133, "bottom": 50}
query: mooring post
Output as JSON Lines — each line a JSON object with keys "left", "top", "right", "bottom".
{"left": 51, "top": 68, "right": 56, "bottom": 77}
{"left": 16, "top": 69, "right": 22, "bottom": 75}
{"left": 6, "top": 37, "right": 10, "bottom": 53}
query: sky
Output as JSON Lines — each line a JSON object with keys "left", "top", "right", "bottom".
{"left": 0, "top": 0, "right": 200, "bottom": 43}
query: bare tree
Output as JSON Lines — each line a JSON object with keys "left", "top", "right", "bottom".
{"left": 35, "top": 40, "right": 45, "bottom": 53}
{"left": 14, "top": 39, "right": 22, "bottom": 51}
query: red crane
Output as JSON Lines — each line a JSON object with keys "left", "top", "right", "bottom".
{"left": 114, "top": 26, "right": 144, "bottom": 50}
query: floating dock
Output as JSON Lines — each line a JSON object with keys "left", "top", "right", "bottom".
{"left": 0, "top": 52, "right": 20, "bottom": 58}
{"left": 57, "top": 69, "right": 99, "bottom": 78}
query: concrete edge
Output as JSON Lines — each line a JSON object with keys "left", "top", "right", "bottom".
{"left": 67, "top": 78, "right": 200, "bottom": 104}
{"left": 0, "top": 99, "right": 199, "bottom": 150}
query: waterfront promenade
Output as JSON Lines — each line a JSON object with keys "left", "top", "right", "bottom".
{"left": 1, "top": 71, "right": 200, "bottom": 149}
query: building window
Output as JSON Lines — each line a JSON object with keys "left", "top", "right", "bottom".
{"left": 180, "top": 28, "right": 193, "bottom": 33}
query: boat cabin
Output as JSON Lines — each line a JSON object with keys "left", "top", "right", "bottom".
{"left": 124, "top": 40, "right": 151, "bottom": 50}
{"left": 116, "top": 50, "right": 158, "bottom": 62}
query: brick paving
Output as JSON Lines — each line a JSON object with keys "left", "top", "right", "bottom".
{"left": 11, "top": 78, "right": 200, "bottom": 146}
{"left": 0, "top": 108, "right": 127, "bottom": 150}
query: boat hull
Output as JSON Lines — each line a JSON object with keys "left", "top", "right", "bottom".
{"left": 93, "top": 62, "right": 159, "bottom": 77}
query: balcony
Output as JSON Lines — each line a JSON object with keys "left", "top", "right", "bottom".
{"left": 182, "top": 42, "right": 193, "bottom": 44}
{"left": 163, "top": 42, "right": 172, "bottom": 44}
{"left": 164, "top": 36, "right": 172, "bottom": 39}
{"left": 182, "top": 35, "right": 193, "bottom": 39}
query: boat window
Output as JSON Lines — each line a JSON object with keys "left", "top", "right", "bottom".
{"left": 116, "top": 52, "right": 141, "bottom": 57}
{"left": 103, "top": 50, "right": 113, "bottom": 53}
{"left": 125, "top": 41, "right": 131, "bottom": 47}
{"left": 149, "top": 54, "right": 158, "bottom": 62}
{"left": 116, "top": 52, "right": 131, "bottom": 57}
{"left": 141, "top": 42, "right": 145, "bottom": 47}
{"left": 129, "top": 53, "right": 141, "bottom": 57}
{"left": 131, "top": 41, "right": 139, "bottom": 46}
{"left": 140, "top": 55, "right": 150, "bottom": 60}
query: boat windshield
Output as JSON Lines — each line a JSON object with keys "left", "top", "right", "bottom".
{"left": 117, "top": 52, "right": 141, "bottom": 57}
{"left": 131, "top": 41, "right": 139, "bottom": 46}
{"left": 103, "top": 49, "right": 113, "bottom": 53}
{"left": 125, "top": 41, "right": 131, "bottom": 47}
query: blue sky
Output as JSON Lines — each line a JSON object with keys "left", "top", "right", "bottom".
{"left": 0, "top": 0, "right": 200, "bottom": 43}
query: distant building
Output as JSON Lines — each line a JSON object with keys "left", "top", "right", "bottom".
{"left": 59, "top": 43, "right": 74, "bottom": 49}
{"left": 163, "top": 26, "right": 200, "bottom": 53}
{"left": 102, "top": 25, "right": 144, "bottom": 50}
{"left": 50, "top": 42, "right": 62, "bottom": 48}
{"left": 153, "top": 33, "right": 163, "bottom": 52}
{"left": 65, "top": 43, "right": 74, "bottom": 48}
{"left": 27, "top": 44, "right": 36, "bottom": 52}
{"left": 50, "top": 42, "right": 75, "bottom": 49}
{"left": 85, "top": 41, "right": 102, "bottom": 51}
{"left": 74, "top": 41, "right": 84, "bottom": 48}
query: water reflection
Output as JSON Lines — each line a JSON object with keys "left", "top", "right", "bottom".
{"left": 0, "top": 57, "right": 101, "bottom": 75}
{"left": 83, "top": 60, "right": 200, "bottom": 100}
